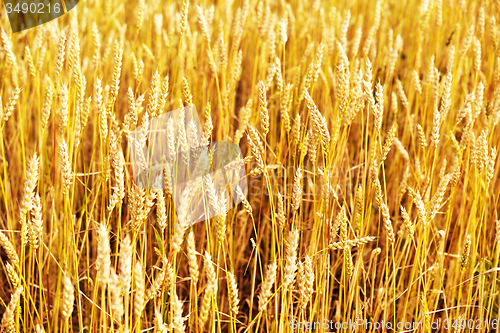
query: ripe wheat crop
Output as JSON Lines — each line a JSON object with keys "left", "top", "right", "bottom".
{"left": 0, "top": 0, "right": 500, "bottom": 332}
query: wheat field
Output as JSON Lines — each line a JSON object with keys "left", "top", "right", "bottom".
{"left": 0, "top": 0, "right": 499, "bottom": 331}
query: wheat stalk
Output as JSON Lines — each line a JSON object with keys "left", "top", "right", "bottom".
{"left": 258, "top": 260, "right": 277, "bottom": 312}
{"left": 133, "top": 261, "right": 145, "bottom": 319}
{"left": 61, "top": 274, "right": 75, "bottom": 322}
{"left": 96, "top": 223, "right": 111, "bottom": 287}
{"left": 283, "top": 229, "right": 299, "bottom": 290}
{"left": 58, "top": 138, "right": 72, "bottom": 195}
{"left": 297, "top": 255, "right": 314, "bottom": 309}
{"left": 0, "top": 287, "right": 22, "bottom": 332}
{"left": 227, "top": 271, "right": 240, "bottom": 317}
{"left": 199, "top": 251, "right": 217, "bottom": 329}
